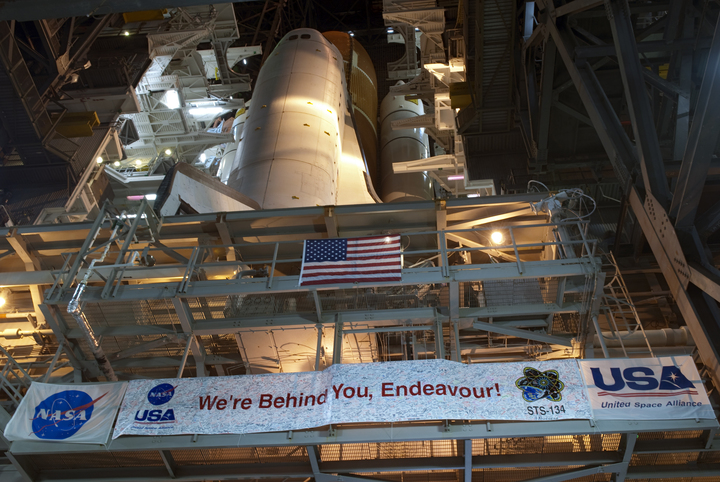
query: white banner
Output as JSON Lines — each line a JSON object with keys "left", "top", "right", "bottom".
{"left": 4, "top": 381, "right": 127, "bottom": 444}
{"left": 113, "top": 359, "right": 591, "bottom": 438}
{"left": 579, "top": 356, "right": 714, "bottom": 420}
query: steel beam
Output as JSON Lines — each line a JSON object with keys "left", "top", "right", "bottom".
{"left": 462, "top": 302, "right": 583, "bottom": 319}
{"left": 671, "top": 8, "right": 693, "bottom": 163}
{"left": 554, "top": 0, "right": 603, "bottom": 16}
{"left": 10, "top": 420, "right": 718, "bottom": 454}
{"left": 463, "top": 439, "right": 472, "bottom": 482}
{"left": 546, "top": 17, "right": 636, "bottom": 187}
{"left": 689, "top": 263, "right": 720, "bottom": 304}
{"left": 629, "top": 188, "right": 720, "bottom": 389}
{"left": 696, "top": 199, "right": 720, "bottom": 238}
{"left": 518, "top": 464, "right": 624, "bottom": 482}
{"left": 38, "top": 303, "right": 88, "bottom": 380}
{"left": 545, "top": 0, "right": 720, "bottom": 389}
{"left": 575, "top": 38, "right": 711, "bottom": 58}
{"left": 47, "top": 258, "right": 596, "bottom": 304}
{"left": 0, "top": 0, "right": 257, "bottom": 21}
{"left": 613, "top": 432, "right": 637, "bottom": 482}
{"left": 473, "top": 320, "right": 574, "bottom": 346}
{"left": 553, "top": 101, "right": 592, "bottom": 126}
{"left": 627, "top": 464, "right": 720, "bottom": 478}
{"left": 606, "top": 0, "right": 670, "bottom": 209}
{"left": 536, "top": 39, "right": 557, "bottom": 168}
{"left": 670, "top": 11, "right": 720, "bottom": 227}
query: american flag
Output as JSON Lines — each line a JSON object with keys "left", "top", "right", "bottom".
{"left": 299, "top": 235, "right": 402, "bottom": 286}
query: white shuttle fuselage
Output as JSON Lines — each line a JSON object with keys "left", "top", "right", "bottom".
{"left": 227, "top": 29, "right": 349, "bottom": 209}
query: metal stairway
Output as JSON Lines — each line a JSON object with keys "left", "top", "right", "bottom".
{"left": 598, "top": 252, "right": 654, "bottom": 357}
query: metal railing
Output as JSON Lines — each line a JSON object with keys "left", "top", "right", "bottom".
{"left": 0, "top": 342, "right": 69, "bottom": 412}
{"left": 45, "top": 219, "right": 599, "bottom": 312}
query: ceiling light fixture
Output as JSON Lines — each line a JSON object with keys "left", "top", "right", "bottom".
{"left": 165, "top": 149, "right": 172, "bottom": 155}
{"left": 164, "top": 89, "right": 180, "bottom": 109}
{"left": 491, "top": 231, "right": 504, "bottom": 245}
{"left": 0, "top": 289, "right": 9, "bottom": 308}
{"left": 447, "top": 174, "right": 464, "bottom": 181}
{"left": 96, "top": 156, "right": 103, "bottom": 164}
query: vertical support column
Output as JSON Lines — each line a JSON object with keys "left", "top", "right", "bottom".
{"left": 332, "top": 314, "right": 343, "bottom": 365}
{"left": 177, "top": 336, "right": 192, "bottom": 378}
{"left": 613, "top": 432, "right": 637, "bottom": 481}
{"left": 39, "top": 303, "right": 86, "bottom": 381}
{"left": 451, "top": 320, "right": 462, "bottom": 362}
{"left": 670, "top": 11, "right": 720, "bottom": 227}
{"left": 436, "top": 200, "right": 447, "bottom": 277}
{"left": 315, "top": 325, "right": 324, "bottom": 371}
{"left": 464, "top": 438, "right": 473, "bottom": 482}
{"left": 434, "top": 313, "right": 445, "bottom": 359}
{"left": 312, "top": 290, "right": 324, "bottom": 323}
{"left": 216, "top": 215, "right": 236, "bottom": 262}
{"left": 307, "top": 444, "right": 322, "bottom": 479}
{"left": 6, "top": 230, "right": 46, "bottom": 327}
{"left": 535, "top": 39, "right": 557, "bottom": 171}
{"left": 171, "top": 297, "right": 207, "bottom": 377}
{"left": 606, "top": 0, "right": 670, "bottom": 208}
{"left": 449, "top": 282, "right": 460, "bottom": 321}
{"left": 666, "top": 2, "right": 694, "bottom": 163}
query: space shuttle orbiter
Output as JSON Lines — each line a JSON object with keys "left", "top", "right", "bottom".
{"left": 226, "top": 28, "right": 378, "bottom": 209}
{"left": 156, "top": 29, "right": 379, "bottom": 215}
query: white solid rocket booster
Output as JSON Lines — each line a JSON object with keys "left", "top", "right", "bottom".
{"left": 227, "top": 29, "right": 347, "bottom": 209}
{"left": 379, "top": 86, "right": 433, "bottom": 202}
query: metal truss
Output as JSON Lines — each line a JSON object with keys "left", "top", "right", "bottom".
{"left": 5, "top": 418, "right": 719, "bottom": 482}
{"left": 526, "top": 0, "right": 720, "bottom": 392}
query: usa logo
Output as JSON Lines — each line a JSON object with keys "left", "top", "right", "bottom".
{"left": 590, "top": 365, "right": 697, "bottom": 397}
{"left": 136, "top": 383, "right": 176, "bottom": 425}
{"left": 31, "top": 390, "right": 107, "bottom": 440}
{"left": 516, "top": 367, "right": 565, "bottom": 402}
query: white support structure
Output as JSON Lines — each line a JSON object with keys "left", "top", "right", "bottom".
{"left": 383, "top": 2, "right": 446, "bottom": 65}
{"left": 119, "top": 4, "right": 261, "bottom": 173}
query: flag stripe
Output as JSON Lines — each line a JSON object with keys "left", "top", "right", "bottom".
{"left": 304, "top": 255, "right": 401, "bottom": 265}
{"left": 347, "top": 236, "right": 396, "bottom": 244}
{"left": 303, "top": 263, "right": 401, "bottom": 272}
{"left": 347, "top": 246, "right": 400, "bottom": 254}
{"left": 304, "top": 269, "right": 400, "bottom": 279}
{"left": 302, "top": 271, "right": 403, "bottom": 280}
{"left": 348, "top": 241, "right": 401, "bottom": 250}
{"left": 300, "top": 235, "right": 402, "bottom": 286}
{"left": 302, "top": 277, "right": 401, "bottom": 286}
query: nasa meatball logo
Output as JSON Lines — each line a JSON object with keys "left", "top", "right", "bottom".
{"left": 136, "top": 383, "right": 177, "bottom": 425}
{"left": 515, "top": 367, "right": 565, "bottom": 402}
{"left": 31, "top": 390, "right": 107, "bottom": 440}
{"left": 147, "top": 383, "right": 175, "bottom": 405}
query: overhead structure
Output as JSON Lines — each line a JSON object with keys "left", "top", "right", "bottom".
{"left": 2, "top": 1, "right": 720, "bottom": 482}
{"left": 119, "top": 4, "right": 261, "bottom": 173}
